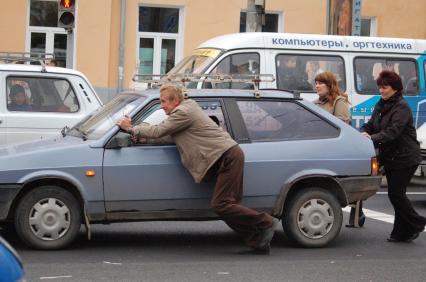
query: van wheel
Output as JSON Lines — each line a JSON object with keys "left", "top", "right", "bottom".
{"left": 14, "top": 186, "right": 81, "bottom": 250}
{"left": 283, "top": 187, "right": 342, "bottom": 248}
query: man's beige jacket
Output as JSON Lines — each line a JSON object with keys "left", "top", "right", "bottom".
{"left": 132, "top": 99, "right": 237, "bottom": 183}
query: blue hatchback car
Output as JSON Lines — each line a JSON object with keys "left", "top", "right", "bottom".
{"left": 0, "top": 89, "right": 381, "bottom": 249}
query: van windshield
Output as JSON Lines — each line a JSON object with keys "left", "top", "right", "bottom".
{"left": 168, "top": 48, "right": 222, "bottom": 75}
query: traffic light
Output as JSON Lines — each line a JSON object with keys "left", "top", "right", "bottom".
{"left": 58, "top": 0, "right": 76, "bottom": 30}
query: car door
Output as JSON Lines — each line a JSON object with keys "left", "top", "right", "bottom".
{"left": 102, "top": 99, "right": 229, "bottom": 214}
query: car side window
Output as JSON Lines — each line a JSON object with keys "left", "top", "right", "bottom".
{"left": 137, "top": 99, "right": 227, "bottom": 131}
{"left": 6, "top": 76, "right": 80, "bottom": 113}
{"left": 196, "top": 100, "right": 228, "bottom": 131}
{"left": 236, "top": 100, "right": 339, "bottom": 142}
{"left": 138, "top": 104, "right": 168, "bottom": 125}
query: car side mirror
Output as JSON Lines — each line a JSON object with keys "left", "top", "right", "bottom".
{"left": 106, "top": 132, "right": 132, "bottom": 149}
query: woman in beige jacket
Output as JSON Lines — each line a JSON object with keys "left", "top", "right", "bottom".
{"left": 313, "top": 71, "right": 351, "bottom": 123}
{"left": 313, "top": 71, "right": 365, "bottom": 227}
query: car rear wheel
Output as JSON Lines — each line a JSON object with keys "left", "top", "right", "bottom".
{"left": 14, "top": 186, "right": 81, "bottom": 250}
{"left": 283, "top": 187, "right": 342, "bottom": 248}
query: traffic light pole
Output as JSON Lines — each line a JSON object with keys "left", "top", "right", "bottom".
{"left": 66, "top": 30, "right": 74, "bottom": 68}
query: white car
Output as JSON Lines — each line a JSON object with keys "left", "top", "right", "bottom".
{"left": 0, "top": 63, "right": 102, "bottom": 145}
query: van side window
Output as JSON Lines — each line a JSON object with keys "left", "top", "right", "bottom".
{"left": 6, "top": 76, "right": 80, "bottom": 113}
{"left": 276, "top": 55, "right": 345, "bottom": 92}
{"left": 208, "top": 53, "right": 259, "bottom": 89}
{"left": 354, "top": 57, "right": 418, "bottom": 95}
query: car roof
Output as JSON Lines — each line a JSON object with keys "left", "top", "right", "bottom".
{"left": 130, "top": 88, "right": 301, "bottom": 100}
{"left": 0, "top": 63, "right": 86, "bottom": 76}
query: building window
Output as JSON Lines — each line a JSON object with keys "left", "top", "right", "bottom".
{"left": 137, "top": 6, "right": 182, "bottom": 75}
{"left": 28, "top": 0, "right": 68, "bottom": 67}
{"left": 139, "top": 7, "right": 179, "bottom": 33}
{"left": 240, "top": 12, "right": 279, "bottom": 32}
{"left": 360, "top": 17, "right": 377, "bottom": 37}
{"left": 29, "top": 0, "right": 58, "bottom": 27}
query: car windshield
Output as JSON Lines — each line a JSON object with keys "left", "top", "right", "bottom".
{"left": 167, "top": 48, "right": 222, "bottom": 76}
{"left": 68, "top": 93, "right": 146, "bottom": 140}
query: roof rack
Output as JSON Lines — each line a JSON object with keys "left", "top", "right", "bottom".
{"left": 0, "top": 52, "right": 55, "bottom": 72}
{"left": 132, "top": 73, "right": 275, "bottom": 98}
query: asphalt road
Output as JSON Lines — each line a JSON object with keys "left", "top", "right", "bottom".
{"left": 2, "top": 182, "right": 426, "bottom": 282}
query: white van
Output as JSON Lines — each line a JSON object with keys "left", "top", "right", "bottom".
{"left": 166, "top": 32, "right": 426, "bottom": 130}
{"left": 0, "top": 63, "right": 102, "bottom": 145}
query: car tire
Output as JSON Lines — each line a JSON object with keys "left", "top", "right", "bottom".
{"left": 282, "top": 187, "right": 342, "bottom": 248}
{"left": 14, "top": 186, "right": 81, "bottom": 250}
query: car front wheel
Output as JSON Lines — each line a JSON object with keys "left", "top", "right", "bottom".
{"left": 283, "top": 187, "right": 342, "bottom": 248}
{"left": 14, "top": 186, "right": 81, "bottom": 250}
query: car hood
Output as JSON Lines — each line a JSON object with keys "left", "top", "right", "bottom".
{"left": 0, "top": 135, "right": 87, "bottom": 157}
{"left": 0, "top": 135, "right": 104, "bottom": 184}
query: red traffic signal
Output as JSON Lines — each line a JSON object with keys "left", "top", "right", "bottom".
{"left": 58, "top": 0, "right": 76, "bottom": 29}
{"left": 60, "top": 0, "right": 74, "bottom": 9}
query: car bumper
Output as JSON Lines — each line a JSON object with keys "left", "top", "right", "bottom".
{"left": 0, "top": 184, "right": 22, "bottom": 220}
{"left": 338, "top": 176, "right": 382, "bottom": 204}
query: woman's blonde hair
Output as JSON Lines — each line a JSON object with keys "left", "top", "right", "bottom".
{"left": 315, "top": 71, "right": 349, "bottom": 103}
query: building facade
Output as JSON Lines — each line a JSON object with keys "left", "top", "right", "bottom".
{"left": 1, "top": 0, "right": 425, "bottom": 101}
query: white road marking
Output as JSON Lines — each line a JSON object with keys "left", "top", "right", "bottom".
{"left": 103, "top": 261, "right": 122, "bottom": 265}
{"left": 376, "top": 191, "right": 426, "bottom": 195}
{"left": 342, "top": 207, "right": 426, "bottom": 232}
{"left": 40, "top": 276, "right": 72, "bottom": 280}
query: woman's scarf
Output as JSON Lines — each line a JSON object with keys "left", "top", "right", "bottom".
{"left": 375, "top": 91, "right": 402, "bottom": 118}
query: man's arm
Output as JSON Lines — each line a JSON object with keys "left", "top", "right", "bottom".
{"left": 132, "top": 107, "right": 191, "bottom": 138}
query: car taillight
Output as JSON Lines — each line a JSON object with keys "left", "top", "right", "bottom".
{"left": 371, "top": 157, "right": 379, "bottom": 176}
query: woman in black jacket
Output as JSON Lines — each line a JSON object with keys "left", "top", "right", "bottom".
{"left": 361, "top": 70, "right": 426, "bottom": 242}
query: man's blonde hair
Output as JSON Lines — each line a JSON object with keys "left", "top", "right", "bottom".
{"left": 160, "top": 84, "right": 184, "bottom": 102}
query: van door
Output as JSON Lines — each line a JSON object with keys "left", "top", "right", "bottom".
{"left": 3, "top": 73, "right": 89, "bottom": 144}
